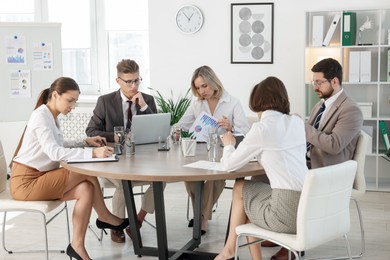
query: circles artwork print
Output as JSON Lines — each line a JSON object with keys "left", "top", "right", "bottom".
{"left": 232, "top": 4, "right": 273, "bottom": 63}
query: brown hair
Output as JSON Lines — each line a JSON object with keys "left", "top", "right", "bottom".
{"left": 117, "top": 59, "right": 139, "bottom": 75}
{"left": 190, "top": 65, "right": 224, "bottom": 99}
{"left": 10, "top": 77, "right": 80, "bottom": 168}
{"left": 249, "top": 76, "right": 290, "bottom": 114}
{"left": 311, "top": 58, "right": 343, "bottom": 85}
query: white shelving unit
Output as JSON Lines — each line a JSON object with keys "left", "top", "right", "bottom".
{"left": 305, "top": 9, "right": 390, "bottom": 191}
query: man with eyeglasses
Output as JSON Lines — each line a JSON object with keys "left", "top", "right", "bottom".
{"left": 264, "top": 58, "right": 363, "bottom": 260}
{"left": 86, "top": 59, "right": 158, "bottom": 243}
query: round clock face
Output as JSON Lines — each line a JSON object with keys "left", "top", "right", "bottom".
{"left": 175, "top": 5, "right": 203, "bottom": 34}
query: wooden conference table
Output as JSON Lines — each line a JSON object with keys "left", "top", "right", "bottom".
{"left": 61, "top": 142, "right": 263, "bottom": 260}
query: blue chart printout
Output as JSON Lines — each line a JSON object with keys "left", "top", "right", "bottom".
{"left": 189, "top": 111, "right": 219, "bottom": 142}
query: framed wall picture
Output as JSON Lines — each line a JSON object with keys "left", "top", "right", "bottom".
{"left": 231, "top": 3, "right": 274, "bottom": 64}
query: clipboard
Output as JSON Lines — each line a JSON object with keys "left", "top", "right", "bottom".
{"left": 65, "top": 154, "right": 118, "bottom": 164}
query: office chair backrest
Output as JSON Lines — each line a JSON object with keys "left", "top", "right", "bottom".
{"left": 352, "top": 130, "right": 369, "bottom": 198}
{"left": 0, "top": 140, "right": 7, "bottom": 192}
{"left": 296, "top": 160, "right": 357, "bottom": 250}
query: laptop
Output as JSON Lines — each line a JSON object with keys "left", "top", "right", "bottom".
{"left": 131, "top": 113, "right": 171, "bottom": 145}
{"left": 220, "top": 133, "right": 245, "bottom": 148}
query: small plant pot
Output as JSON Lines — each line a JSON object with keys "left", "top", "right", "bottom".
{"left": 181, "top": 138, "right": 196, "bottom": 156}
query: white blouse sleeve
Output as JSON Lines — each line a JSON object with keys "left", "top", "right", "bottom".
{"left": 221, "top": 124, "right": 262, "bottom": 172}
{"left": 32, "top": 113, "right": 92, "bottom": 161}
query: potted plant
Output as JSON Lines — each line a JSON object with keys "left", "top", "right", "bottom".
{"left": 149, "top": 88, "right": 191, "bottom": 126}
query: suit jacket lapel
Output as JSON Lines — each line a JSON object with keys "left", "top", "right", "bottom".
{"left": 114, "top": 90, "right": 125, "bottom": 126}
{"left": 319, "top": 91, "right": 347, "bottom": 130}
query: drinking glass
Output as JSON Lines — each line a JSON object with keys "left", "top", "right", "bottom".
{"left": 207, "top": 127, "right": 218, "bottom": 162}
{"left": 125, "top": 131, "right": 135, "bottom": 157}
{"left": 114, "top": 126, "right": 125, "bottom": 155}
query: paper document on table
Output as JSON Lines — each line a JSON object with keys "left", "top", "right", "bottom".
{"left": 65, "top": 154, "right": 118, "bottom": 164}
{"left": 184, "top": 160, "right": 224, "bottom": 171}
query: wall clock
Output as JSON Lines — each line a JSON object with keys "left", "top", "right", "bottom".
{"left": 175, "top": 5, "right": 203, "bottom": 34}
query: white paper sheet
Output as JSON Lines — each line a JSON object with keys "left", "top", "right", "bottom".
{"left": 184, "top": 160, "right": 224, "bottom": 171}
{"left": 65, "top": 154, "right": 118, "bottom": 164}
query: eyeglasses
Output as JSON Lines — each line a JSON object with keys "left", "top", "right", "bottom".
{"left": 311, "top": 79, "right": 329, "bottom": 87}
{"left": 118, "top": 77, "right": 142, "bottom": 86}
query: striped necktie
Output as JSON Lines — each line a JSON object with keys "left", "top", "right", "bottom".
{"left": 307, "top": 102, "right": 326, "bottom": 152}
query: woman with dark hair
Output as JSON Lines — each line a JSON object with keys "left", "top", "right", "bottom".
{"left": 215, "top": 77, "right": 308, "bottom": 260}
{"left": 10, "top": 77, "right": 128, "bottom": 260}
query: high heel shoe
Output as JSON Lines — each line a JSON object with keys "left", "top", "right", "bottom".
{"left": 96, "top": 218, "right": 129, "bottom": 234}
{"left": 66, "top": 244, "right": 82, "bottom": 260}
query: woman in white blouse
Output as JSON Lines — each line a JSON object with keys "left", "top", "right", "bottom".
{"left": 215, "top": 77, "right": 308, "bottom": 260}
{"left": 10, "top": 77, "right": 128, "bottom": 260}
{"left": 177, "top": 65, "right": 250, "bottom": 235}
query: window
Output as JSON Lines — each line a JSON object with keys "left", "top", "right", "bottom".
{"left": 0, "top": 0, "right": 34, "bottom": 22}
{"left": 0, "top": 0, "right": 149, "bottom": 96}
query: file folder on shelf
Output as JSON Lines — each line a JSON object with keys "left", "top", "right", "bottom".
{"left": 322, "top": 14, "right": 341, "bottom": 46}
{"left": 360, "top": 51, "right": 371, "bottom": 82}
{"left": 379, "top": 120, "right": 390, "bottom": 151}
{"left": 349, "top": 51, "right": 360, "bottom": 83}
{"left": 342, "top": 12, "right": 357, "bottom": 46}
{"left": 312, "top": 16, "right": 324, "bottom": 47}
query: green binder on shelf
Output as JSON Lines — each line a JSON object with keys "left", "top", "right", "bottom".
{"left": 342, "top": 11, "right": 357, "bottom": 46}
{"left": 379, "top": 120, "right": 390, "bottom": 150}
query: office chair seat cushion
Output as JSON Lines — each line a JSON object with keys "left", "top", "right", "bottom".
{"left": 0, "top": 188, "right": 64, "bottom": 213}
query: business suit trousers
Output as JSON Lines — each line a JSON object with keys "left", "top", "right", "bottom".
{"left": 185, "top": 180, "right": 225, "bottom": 220}
{"left": 98, "top": 177, "right": 165, "bottom": 218}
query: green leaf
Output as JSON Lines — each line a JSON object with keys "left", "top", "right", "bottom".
{"left": 149, "top": 87, "right": 191, "bottom": 125}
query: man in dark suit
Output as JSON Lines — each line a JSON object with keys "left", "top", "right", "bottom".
{"left": 266, "top": 58, "right": 363, "bottom": 260}
{"left": 86, "top": 59, "right": 158, "bottom": 243}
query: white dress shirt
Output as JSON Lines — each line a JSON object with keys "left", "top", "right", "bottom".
{"left": 221, "top": 110, "right": 308, "bottom": 191}
{"left": 14, "top": 105, "right": 92, "bottom": 171}
{"left": 177, "top": 91, "right": 250, "bottom": 135}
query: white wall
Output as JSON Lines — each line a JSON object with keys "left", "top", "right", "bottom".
{"left": 148, "top": 0, "right": 390, "bottom": 115}
{"left": 1, "top": 0, "right": 389, "bottom": 166}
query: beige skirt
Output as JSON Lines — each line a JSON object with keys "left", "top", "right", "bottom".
{"left": 10, "top": 162, "right": 69, "bottom": 201}
{"left": 243, "top": 181, "right": 301, "bottom": 234}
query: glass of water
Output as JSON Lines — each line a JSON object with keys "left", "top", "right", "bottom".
{"left": 207, "top": 127, "right": 218, "bottom": 162}
{"left": 114, "top": 126, "right": 125, "bottom": 155}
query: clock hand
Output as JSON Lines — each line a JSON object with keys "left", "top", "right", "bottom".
{"left": 183, "top": 12, "right": 190, "bottom": 21}
{"left": 189, "top": 13, "right": 194, "bottom": 20}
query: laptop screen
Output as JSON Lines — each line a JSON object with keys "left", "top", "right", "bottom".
{"left": 131, "top": 113, "right": 171, "bottom": 145}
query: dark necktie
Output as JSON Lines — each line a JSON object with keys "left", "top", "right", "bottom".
{"left": 126, "top": 100, "right": 133, "bottom": 130}
{"left": 307, "top": 102, "right": 326, "bottom": 152}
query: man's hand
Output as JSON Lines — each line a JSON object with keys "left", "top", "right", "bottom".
{"left": 131, "top": 92, "right": 146, "bottom": 108}
{"left": 85, "top": 136, "right": 107, "bottom": 147}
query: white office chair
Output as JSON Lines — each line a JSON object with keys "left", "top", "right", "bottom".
{"left": 234, "top": 160, "right": 357, "bottom": 260}
{"left": 0, "top": 140, "right": 70, "bottom": 260}
{"left": 334, "top": 130, "right": 369, "bottom": 259}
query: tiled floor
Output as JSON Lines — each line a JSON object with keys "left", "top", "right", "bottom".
{"left": 1, "top": 180, "right": 390, "bottom": 259}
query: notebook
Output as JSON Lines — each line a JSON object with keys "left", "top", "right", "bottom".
{"left": 131, "top": 113, "right": 171, "bottom": 145}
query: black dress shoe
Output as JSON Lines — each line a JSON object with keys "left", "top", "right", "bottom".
{"left": 96, "top": 218, "right": 129, "bottom": 233}
{"left": 188, "top": 218, "right": 194, "bottom": 227}
{"left": 201, "top": 230, "right": 206, "bottom": 236}
{"left": 111, "top": 230, "right": 125, "bottom": 243}
{"left": 66, "top": 244, "right": 83, "bottom": 260}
